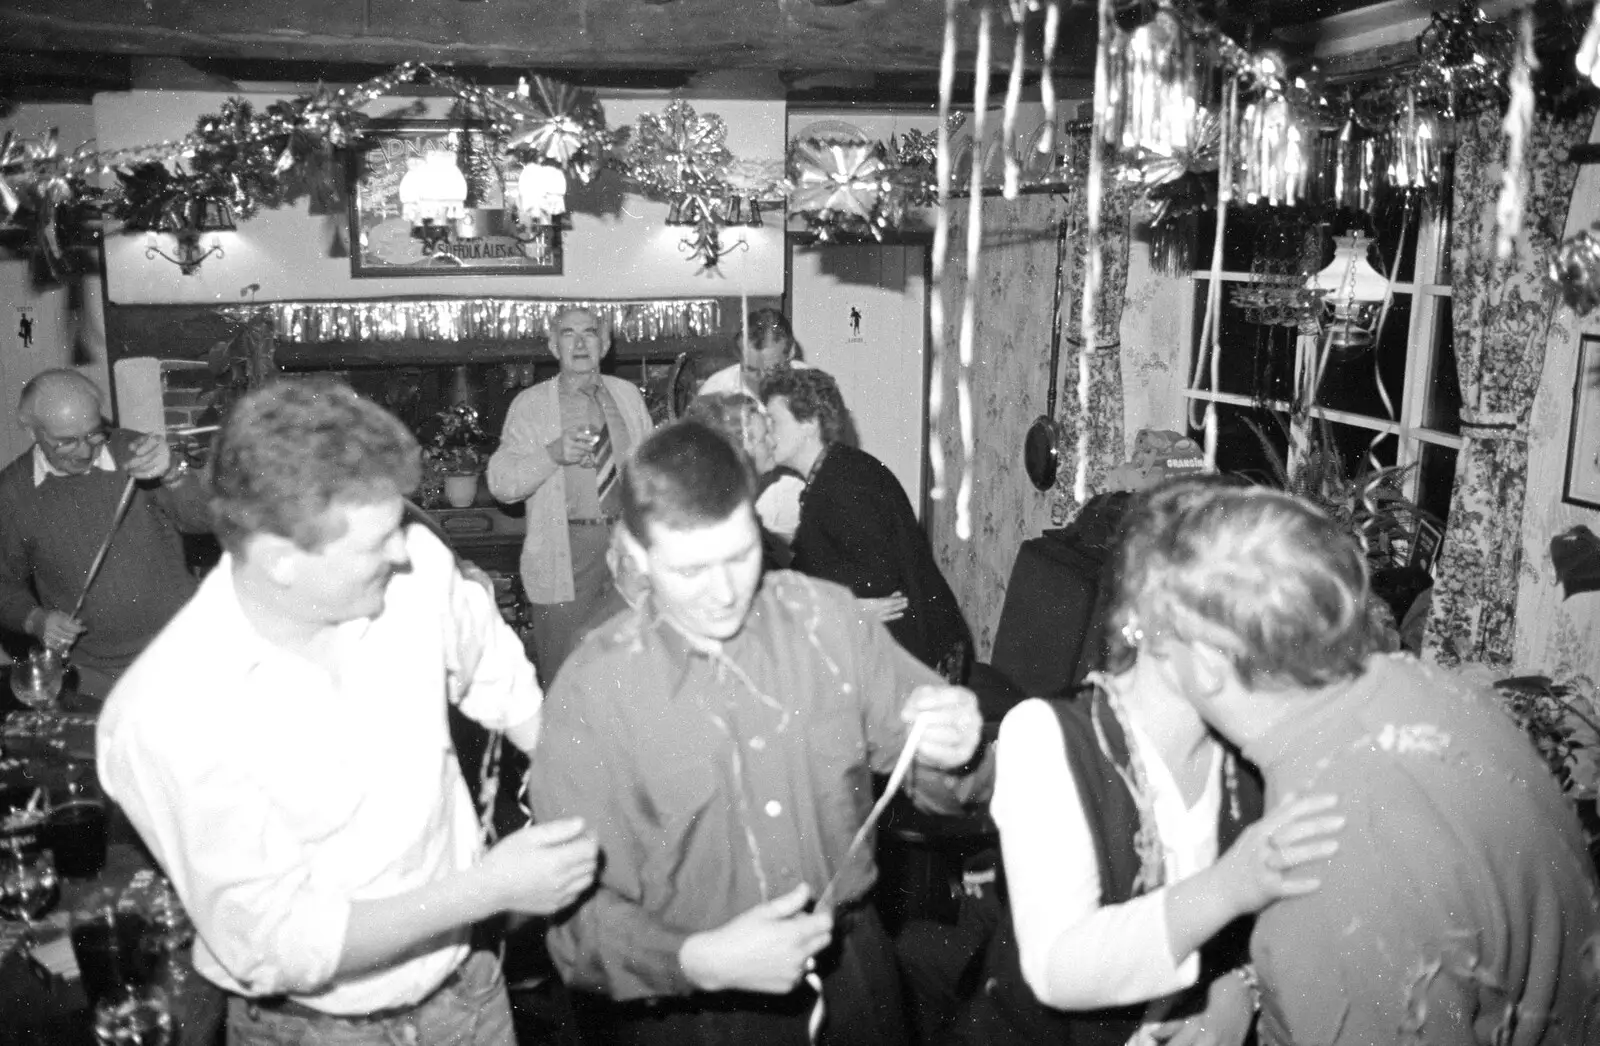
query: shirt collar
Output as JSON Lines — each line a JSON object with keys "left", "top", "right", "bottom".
{"left": 32, "top": 442, "right": 116, "bottom": 486}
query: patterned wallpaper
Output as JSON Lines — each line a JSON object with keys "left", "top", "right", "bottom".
{"left": 925, "top": 194, "right": 1177, "bottom": 661}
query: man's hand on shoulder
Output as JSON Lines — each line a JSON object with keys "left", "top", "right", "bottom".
{"left": 903, "top": 685, "right": 982, "bottom": 771}
{"left": 678, "top": 884, "right": 833, "bottom": 994}
{"left": 478, "top": 817, "right": 599, "bottom": 916}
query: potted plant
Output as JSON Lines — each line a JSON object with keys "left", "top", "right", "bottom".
{"left": 422, "top": 404, "right": 493, "bottom": 508}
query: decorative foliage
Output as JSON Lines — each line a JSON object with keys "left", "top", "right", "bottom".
{"left": 422, "top": 404, "right": 494, "bottom": 477}
{"left": 1489, "top": 675, "right": 1600, "bottom": 797}
{"left": 1242, "top": 412, "right": 1437, "bottom": 572}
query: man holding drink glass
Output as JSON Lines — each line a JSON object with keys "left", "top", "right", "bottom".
{"left": 487, "top": 305, "right": 652, "bottom": 682}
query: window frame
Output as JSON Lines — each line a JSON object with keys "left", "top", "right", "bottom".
{"left": 1180, "top": 202, "right": 1461, "bottom": 510}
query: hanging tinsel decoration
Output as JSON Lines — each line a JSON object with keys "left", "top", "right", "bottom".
{"left": 1382, "top": 89, "right": 1452, "bottom": 193}
{"left": 243, "top": 297, "right": 722, "bottom": 344}
{"left": 1100, "top": 5, "right": 1219, "bottom": 182}
{"left": 1231, "top": 54, "right": 1310, "bottom": 207}
{"left": 1309, "top": 111, "right": 1377, "bottom": 213}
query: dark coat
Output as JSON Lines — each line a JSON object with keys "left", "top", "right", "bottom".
{"left": 789, "top": 443, "right": 971, "bottom": 677}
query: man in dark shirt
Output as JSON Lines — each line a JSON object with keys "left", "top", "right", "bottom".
{"left": 526, "top": 421, "right": 991, "bottom": 1046}
{"left": 0, "top": 369, "right": 210, "bottom": 700}
{"left": 1113, "top": 479, "right": 1600, "bottom": 1046}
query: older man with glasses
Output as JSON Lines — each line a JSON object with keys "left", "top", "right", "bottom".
{"left": 0, "top": 369, "right": 210, "bottom": 702}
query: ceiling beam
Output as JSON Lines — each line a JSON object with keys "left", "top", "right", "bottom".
{"left": 0, "top": 0, "right": 1100, "bottom": 76}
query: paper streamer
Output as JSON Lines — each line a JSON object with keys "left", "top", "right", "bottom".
{"left": 956, "top": 7, "right": 993, "bottom": 540}
{"left": 928, "top": 0, "right": 959, "bottom": 506}
{"left": 1077, "top": 0, "right": 1112, "bottom": 504}
{"left": 1040, "top": 0, "right": 1061, "bottom": 163}
{"left": 808, "top": 713, "right": 933, "bottom": 1045}
{"left": 112, "top": 357, "right": 165, "bottom": 435}
{"left": 1002, "top": 1, "right": 1027, "bottom": 200}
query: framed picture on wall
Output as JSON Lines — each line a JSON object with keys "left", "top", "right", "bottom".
{"left": 1563, "top": 334, "right": 1600, "bottom": 510}
{"left": 347, "top": 121, "right": 562, "bottom": 278}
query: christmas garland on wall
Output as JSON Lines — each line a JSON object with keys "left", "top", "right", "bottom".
{"left": 0, "top": 2, "right": 1587, "bottom": 290}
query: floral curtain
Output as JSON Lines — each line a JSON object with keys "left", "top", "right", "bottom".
{"left": 1425, "top": 105, "right": 1595, "bottom": 666}
{"left": 1051, "top": 180, "right": 1134, "bottom": 524}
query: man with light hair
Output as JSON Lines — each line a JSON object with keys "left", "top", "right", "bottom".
{"left": 1111, "top": 478, "right": 1600, "bottom": 1045}
{"left": 0, "top": 368, "right": 209, "bottom": 700}
{"left": 99, "top": 379, "right": 599, "bottom": 1046}
{"left": 488, "top": 305, "right": 652, "bottom": 682}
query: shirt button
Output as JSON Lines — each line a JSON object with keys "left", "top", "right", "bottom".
{"left": 765, "top": 800, "right": 783, "bottom": 817}
{"left": 750, "top": 737, "right": 767, "bottom": 751}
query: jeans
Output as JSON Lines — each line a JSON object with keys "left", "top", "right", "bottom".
{"left": 226, "top": 950, "right": 513, "bottom": 1046}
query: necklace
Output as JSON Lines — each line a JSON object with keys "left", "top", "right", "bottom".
{"left": 1086, "top": 674, "right": 1243, "bottom": 895}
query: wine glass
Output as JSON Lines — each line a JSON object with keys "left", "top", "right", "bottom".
{"left": 9, "top": 646, "right": 66, "bottom": 710}
{"left": 92, "top": 984, "right": 172, "bottom": 1046}
{"left": 0, "top": 842, "right": 60, "bottom": 946}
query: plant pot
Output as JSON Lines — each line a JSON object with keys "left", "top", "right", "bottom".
{"left": 443, "top": 474, "right": 481, "bottom": 508}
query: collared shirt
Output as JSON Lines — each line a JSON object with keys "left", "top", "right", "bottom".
{"left": 556, "top": 377, "right": 628, "bottom": 518}
{"left": 32, "top": 442, "right": 115, "bottom": 486}
{"left": 98, "top": 526, "right": 543, "bottom": 1015}
{"left": 992, "top": 697, "right": 1219, "bottom": 1023}
{"left": 527, "top": 570, "right": 981, "bottom": 1003}
{"left": 1242, "top": 655, "right": 1600, "bottom": 1046}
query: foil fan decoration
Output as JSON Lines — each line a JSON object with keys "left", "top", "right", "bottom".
{"left": 788, "top": 137, "right": 903, "bottom": 242}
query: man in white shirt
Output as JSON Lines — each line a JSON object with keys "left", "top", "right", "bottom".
{"left": 99, "top": 379, "right": 599, "bottom": 1046}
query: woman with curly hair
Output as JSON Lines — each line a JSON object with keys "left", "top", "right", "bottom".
{"left": 761, "top": 367, "right": 969, "bottom": 679}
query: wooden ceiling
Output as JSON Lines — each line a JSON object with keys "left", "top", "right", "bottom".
{"left": 0, "top": 0, "right": 1497, "bottom": 104}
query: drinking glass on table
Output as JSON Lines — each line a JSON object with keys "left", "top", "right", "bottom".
{"left": 92, "top": 984, "right": 173, "bottom": 1046}
{"left": 9, "top": 645, "right": 66, "bottom": 710}
{"left": 0, "top": 840, "right": 60, "bottom": 943}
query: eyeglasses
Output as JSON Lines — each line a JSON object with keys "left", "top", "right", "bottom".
{"left": 36, "top": 427, "right": 108, "bottom": 454}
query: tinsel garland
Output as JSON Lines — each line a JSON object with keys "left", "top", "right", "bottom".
{"left": 225, "top": 298, "right": 721, "bottom": 344}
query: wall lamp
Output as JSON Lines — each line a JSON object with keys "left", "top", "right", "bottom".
{"left": 146, "top": 198, "right": 235, "bottom": 276}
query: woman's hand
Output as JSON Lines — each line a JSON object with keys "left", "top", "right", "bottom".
{"left": 858, "top": 592, "right": 909, "bottom": 624}
{"left": 1215, "top": 793, "right": 1344, "bottom": 916}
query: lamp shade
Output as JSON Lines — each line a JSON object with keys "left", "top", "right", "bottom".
{"left": 1308, "top": 234, "right": 1387, "bottom": 305}
{"left": 1307, "top": 234, "right": 1388, "bottom": 355}
{"left": 398, "top": 152, "right": 469, "bottom": 226}
{"left": 516, "top": 163, "right": 568, "bottom": 225}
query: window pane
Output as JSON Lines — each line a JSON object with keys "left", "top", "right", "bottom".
{"left": 1314, "top": 294, "right": 1411, "bottom": 417}
{"left": 1322, "top": 420, "right": 1398, "bottom": 481}
{"left": 1191, "top": 280, "right": 1297, "bottom": 400}
{"left": 1422, "top": 296, "right": 1461, "bottom": 435}
{"left": 1416, "top": 441, "right": 1458, "bottom": 526}
{"left": 1187, "top": 402, "right": 1288, "bottom": 485}
{"left": 1367, "top": 197, "right": 1421, "bottom": 284}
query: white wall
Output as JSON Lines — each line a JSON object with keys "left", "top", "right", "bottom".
{"left": 790, "top": 243, "right": 928, "bottom": 512}
{"left": 0, "top": 104, "right": 108, "bottom": 466}
{"left": 95, "top": 89, "right": 786, "bottom": 304}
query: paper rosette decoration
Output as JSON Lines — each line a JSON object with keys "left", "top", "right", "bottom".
{"left": 788, "top": 137, "right": 902, "bottom": 241}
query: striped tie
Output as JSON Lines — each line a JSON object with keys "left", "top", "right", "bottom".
{"left": 594, "top": 422, "right": 620, "bottom": 513}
